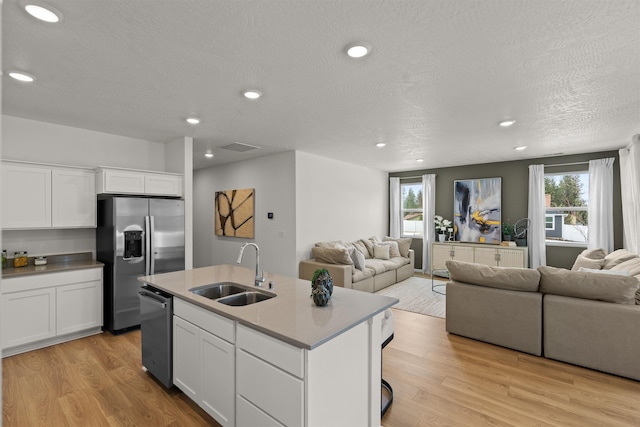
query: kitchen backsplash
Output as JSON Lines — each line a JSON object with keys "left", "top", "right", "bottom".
{"left": 2, "top": 228, "right": 96, "bottom": 258}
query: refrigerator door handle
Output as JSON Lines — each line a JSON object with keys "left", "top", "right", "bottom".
{"left": 145, "top": 216, "right": 151, "bottom": 275}
{"left": 149, "top": 215, "right": 156, "bottom": 275}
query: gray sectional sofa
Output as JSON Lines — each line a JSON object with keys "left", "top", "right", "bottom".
{"left": 445, "top": 249, "right": 640, "bottom": 381}
{"left": 298, "top": 237, "right": 414, "bottom": 293}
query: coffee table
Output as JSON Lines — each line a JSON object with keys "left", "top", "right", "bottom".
{"left": 431, "top": 268, "right": 449, "bottom": 295}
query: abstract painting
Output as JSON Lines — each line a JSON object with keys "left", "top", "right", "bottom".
{"left": 453, "top": 178, "right": 501, "bottom": 244}
{"left": 215, "top": 188, "right": 255, "bottom": 238}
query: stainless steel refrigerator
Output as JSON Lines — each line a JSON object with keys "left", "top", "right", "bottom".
{"left": 97, "top": 196, "right": 185, "bottom": 333}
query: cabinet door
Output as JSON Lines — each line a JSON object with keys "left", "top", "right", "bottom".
{"left": 101, "top": 169, "right": 145, "bottom": 194}
{"left": 1, "top": 288, "right": 56, "bottom": 349}
{"left": 236, "top": 395, "right": 284, "bottom": 427}
{"left": 173, "top": 315, "right": 201, "bottom": 401}
{"left": 496, "top": 248, "right": 526, "bottom": 268}
{"left": 145, "top": 173, "right": 182, "bottom": 197}
{"left": 52, "top": 169, "right": 96, "bottom": 228}
{"left": 451, "top": 245, "right": 475, "bottom": 263}
{"left": 56, "top": 280, "right": 102, "bottom": 335}
{"left": 1, "top": 164, "right": 51, "bottom": 228}
{"left": 474, "top": 247, "right": 499, "bottom": 266}
{"left": 431, "top": 244, "right": 452, "bottom": 270}
{"left": 201, "top": 330, "right": 235, "bottom": 426}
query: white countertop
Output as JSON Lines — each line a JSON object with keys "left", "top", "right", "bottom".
{"left": 138, "top": 264, "right": 398, "bottom": 350}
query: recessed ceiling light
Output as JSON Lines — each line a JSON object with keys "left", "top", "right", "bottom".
{"left": 376, "top": 142, "right": 386, "bottom": 148}
{"left": 345, "top": 43, "right": 371, "bottom": 58}
{"left": 24, "top": 3, "right": 63, "bottom": 23}
{"left": 243, "top": 90, "right": 262, "bottom": 100}
{"left": 7, "top": 71, "right": 35, "bottom": 82}
{"left": 514, "top": 146, "right": 528, "bottom": 151}
{"left": 205, "top": 152, "right": 214, "bottom": 158}
{"left": 499, "top": 120, "right": 516, "bottom": 127}
{"left": 186, "top": 117, "right": 201, "bottom": 125}
{"left": 416, "top": 159, "right": 424, "bottom": 163}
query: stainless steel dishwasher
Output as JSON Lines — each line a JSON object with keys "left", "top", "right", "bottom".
{"left": 138, "top": 285, "right": 173, "bottom": 388}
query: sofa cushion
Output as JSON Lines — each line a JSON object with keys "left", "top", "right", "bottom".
{"left": 352, "top": 240, "right": 371, "bottom": 259}
{"left": 360, "top": 238, "right": 375, "bottom": 258}
{"left": 312, "top": 247, "right": 353, "bottom": 265}
{"left": 611, "top": 257, "right": 640, "bottom": 277}
{"left": 352, "top": 267, "right": 374, "bottom": 283}
{"left": 350, "top": 248, "right": 366, "bottom": 271}
{"left": 446, "top": 260, "right": 540, "bottom": 292}
{"left": 571, "top": 255, "right": 604, "bottom": 271}
{"left": 538, "top": 265, "right": 640, "bottom": 305}
{"left": 580, "top": 248, "right": 607, "bottom": 260}
{"left": 377, "top": 241, "right": 400, "bottom": 258}
{"left": 387, "top": 256, "right": 410, "bottom": 268}
{"left": 365, "top": 258, "right": 389, "bottom": 274}
{"left": 602, "top": 249, "right": 638, "bottom": 270}
{"left": 383, "top": 237, "right": 412, "bottom": 258}
{"left": 373, "top": 244, "right": 390, "bottom": 260}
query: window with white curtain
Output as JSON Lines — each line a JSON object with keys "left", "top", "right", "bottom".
{"left": 544, "top": 171, "right": 590, "bottom": 245}
{"left": 401, "top": 182, "right": 423, "bottom": 237}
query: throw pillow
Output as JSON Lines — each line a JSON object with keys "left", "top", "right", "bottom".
{"left": 610, "top": 257, "right": 640, "bottom": 277}
{"left": 373, "top": 244, "right": 390, "bottom": 260}
{"left": 580, "top": 248, "right": 607, "bottom": 260}
{"left": 578, "top": 267, "right": 630, "bottom": 276}
{"left": 446, "top": 260, "right": 540, "bottom": 292}
{"left": 602, "top": 249, "right": 638, "bottom": 270}
{"left": 349, "top": 247, "right": 366, "bottom": 271}
{"left": 377, "top": 241, "right": 401, "bottom": 258}
{"left": 383, "top": 236, "right": 412, "bottom": 257}
{"left": 571, "top": 255, "right": 604, "bottom": 271}
{"left": 314, "top": 240, "right": 345, "bottom": 249}
{"left": 352, "top": 240, "right": 371, "bottom": 259}
{"left": 312, "top": 247, "right": 353, "bottom": 265}
{"left": 538, "top": 265, "right": 639, "bottom": 304}
{"left": 360, "top": 238, "right": 375, "bottom": 258}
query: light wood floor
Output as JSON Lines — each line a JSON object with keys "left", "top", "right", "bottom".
{"left": 3, "top": 310, "right": 640, "bottom": 426}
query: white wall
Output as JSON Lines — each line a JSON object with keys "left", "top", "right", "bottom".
{"left": 3, "top": 229, "right": 96, "bottom": 258}
{"left": 2, "top": 115, "right": 166, "bottom": 170}
{"left": 295, "top": 151, "right": 388, "bottom": 266}
{"left": 193, "top": 151, "right": 297, "bottom": 277}
{"left": 166, "top": 136, "right": 194, "bottom": 269}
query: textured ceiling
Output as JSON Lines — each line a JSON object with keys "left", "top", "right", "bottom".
{"left": 3, "top": 0, "right": 639, "bottom": 171}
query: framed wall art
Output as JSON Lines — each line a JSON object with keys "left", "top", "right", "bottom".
{"left": 215, "top": 188, "right": 255, "bottom": 238}
{"left": 453, "top": 177, "right": 501, "bottom": 244}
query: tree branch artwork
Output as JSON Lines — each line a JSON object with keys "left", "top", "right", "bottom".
{"left": 215, "top": 188, "right": 255, "bottom": 238}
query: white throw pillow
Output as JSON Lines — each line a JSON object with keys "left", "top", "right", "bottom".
{"left": 373, "top": 244, "right": 390, "bottom": 260}
{"left": 578, "top": 267, "right": 630, "bottom": 276}
{"left": 349, "top": 247, "right": 367, "bottom": 271}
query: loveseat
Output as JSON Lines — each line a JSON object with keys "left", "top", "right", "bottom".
{"left": 299, "top": 237, "right": 414, "bottom": 293}
{"left": 445, "top": 248, "right": 640, "bottom": 381}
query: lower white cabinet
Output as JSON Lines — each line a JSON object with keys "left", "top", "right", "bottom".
{"left": 173, "top": 299, "right": 235, "bottom": 426}
{"left": 1, "top": 268, "right": 103, "bottom": 356}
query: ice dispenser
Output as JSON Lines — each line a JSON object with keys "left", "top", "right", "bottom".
{"left": 124, "top": 230, "right": 143, "bottom": 259}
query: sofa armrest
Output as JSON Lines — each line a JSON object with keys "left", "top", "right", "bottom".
{"left": 299, "top": 259, "right": 353, "bottom": 288}
{"left": 544, "top": 294, "right": 640, "bottom": 380}
{"left": 408, "top": 249, "right": 415, "bottom": 267}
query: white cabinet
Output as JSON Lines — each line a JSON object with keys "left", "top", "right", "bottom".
{"left": 1, "top": 268, "right": 103, "bottom": 356}
{"left": 432, "top": 242, "right": 528, "bottom": 270}
{"left": 173, "top": 299, "right": 235, "bottom": 426}
{"left": 96, "top": 167, "right": 182, "bottom": 197}
{"left": 1, "top": 161, "right": 96, "bottom": 229}
{"left": 52, "top": 169, "right": 96, "bottom": 227}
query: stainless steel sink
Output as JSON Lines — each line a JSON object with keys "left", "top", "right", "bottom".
{"left": 217, "top": 291, "right": 275, "bottom": 306}
{"left": 189, "top": 282, "right": 249, "bottom": 300}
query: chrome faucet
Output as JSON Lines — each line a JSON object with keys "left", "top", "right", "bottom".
{"left": 236, "top": 243, "right": 265, "bottom": 287}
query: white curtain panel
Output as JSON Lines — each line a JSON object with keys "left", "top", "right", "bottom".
{"left": 389, "top": 177, "right": 401, "bottom": 238}
{"left": 528, "top": 164, "right": 547, "bottom": 268}
{"left": 619, "top": 137, "right": 640, "bottom": 253}
{"left": 422, "top": 174, "right": 436, "bottom": 273}
{"left": 588, "top": 158, "right": 615, "bottom": 252}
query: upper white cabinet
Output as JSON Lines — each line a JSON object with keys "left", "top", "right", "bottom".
{"left": 1, "top": 161, "right": 96, "bottom": 229}
{"left": 96, "top": 167, "right": 182, "bottom": 197}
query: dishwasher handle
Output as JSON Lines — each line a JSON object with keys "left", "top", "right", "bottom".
{"left": 138, "top": 290, "right": 169, "bottom": 309}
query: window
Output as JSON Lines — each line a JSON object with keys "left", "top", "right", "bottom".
{"left": 401, "top": 183, "right": 423, "bottom": 237}
{"left": 544, "top": 172, "right": 589, "bottom": 244}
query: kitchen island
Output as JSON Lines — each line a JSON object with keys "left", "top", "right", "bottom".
{"left": 138, "top": 263, "right": 398, "bottom": 427}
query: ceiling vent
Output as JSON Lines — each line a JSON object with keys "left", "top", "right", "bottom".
{"left": 220, "top": 142, "right": 260, "bottom": 152}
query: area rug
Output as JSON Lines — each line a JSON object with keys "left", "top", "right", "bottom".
{"left": 375, "top": 276, "right": 447, "bottom": 318}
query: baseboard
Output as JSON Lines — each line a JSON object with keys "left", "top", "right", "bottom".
{"left": 2, "top": 327, "right": 103, "bottom": 358}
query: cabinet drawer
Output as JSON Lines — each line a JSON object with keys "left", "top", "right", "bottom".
{"left": 1, "top": 268, "right": 102, "bottom": 293}
{"left": 174, "top": 298, "right": 234, "bottom": 343}
{"left": 236, "top": 350, "right": 303, "bottom": 427}
{"left": 236, "top": 324, "right": 303, "bottom": 378}
{"left": 236, "top": 395, "right": 284, "bottom": 427}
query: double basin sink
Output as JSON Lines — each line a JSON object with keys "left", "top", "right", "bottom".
{"left": 189, "top": 282, "right": 275, "bottom": 306}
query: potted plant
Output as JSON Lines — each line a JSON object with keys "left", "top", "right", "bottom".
{"left": 501, "top": 219, "right": 514, "bottom": 241}
{"left": 434, "top": 215, "right": 452, "bottom": 242}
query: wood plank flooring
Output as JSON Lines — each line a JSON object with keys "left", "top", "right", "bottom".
{"left": 3, "top": 309, "right": 640, "bottom": 426}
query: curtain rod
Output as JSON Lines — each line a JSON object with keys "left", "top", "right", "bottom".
{"left": 392, "top": 175, "right": 424, "bottom": 180}
{"left": 544, "top": 161, "right": 589, "bottom": 168}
